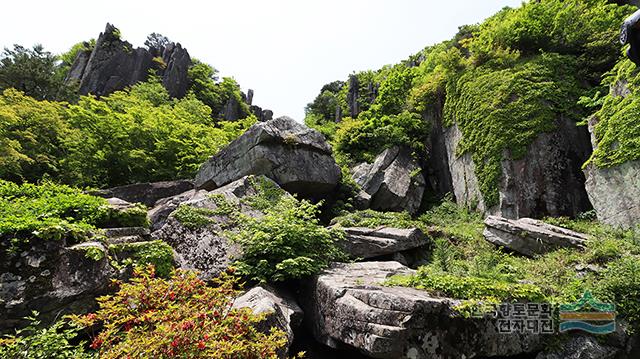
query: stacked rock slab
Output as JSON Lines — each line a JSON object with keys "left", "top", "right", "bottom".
{"left": 301, "top": 261, "right": 542, "bottom": 358}
{"left": 195, "top": 117, "right": 341, "bottom": 199}
{"left": 338, "top": 226, "right": 428, "bottom": 259}
{"left": 483, "top": 216, "right": 588, "bottom": 256}
{"left": 92, "top": 180, "right": 194, "bottom": 207}
{"left": 351, "top": 146, "right": 426, "bottom": 214}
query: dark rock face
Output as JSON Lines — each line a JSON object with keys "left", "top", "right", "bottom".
{"left": 583, "top": 82, "right": 640, "bottom": 229}
{"left": 195, "top": 117, "right": 341, "bottom": 199}
{"left": 0, "top": 240, "right": 114, "bottom": 332}
{"left": 300, "top": 261, "right": 543, "bottom": 359}
{"left": 444, "top": 117, "right": 593, "bottom": 219}
{"left": 423, "top": 93, "right": 454, "bottom": 198}
{"left": 347, "top": 75, "right": 360, "bottom": 118}
{"left": 151, "top": 176, "right": 285, "bottom": 280}
{"left": 92, "top": 180, "right": 194, "bottom": 207}
{"left": 352, "top": 146, "right": 426, "bottom": 214}
{"left": 65, "top": 23, "right": 191, "bottom": 98}
{"left": 483, "top": 216, "right": 588, "bottom": 256}
{"left": 536, "top": 335, "right": 620, "bottom": 359}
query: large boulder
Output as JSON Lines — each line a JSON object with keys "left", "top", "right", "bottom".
{"left": 194, "top": 117, "right": 341, "bottom": 199}
{"left": 92, "top": 180, "right": 194, "bottom": 207}
{"left": 443, "top": 118, "right": 592, "bottom": 219}
{"left": 338, "top": 227, "right": 429, "bottom": 259}
{"left": 66, "top": 23, "right": 191, "bottom": 98}
{"left": 352, "top": 146, "right": 426, "bottom": 214}
{"left": 0, "top": 240, "right": 114, "bottom": 332}
{"left": 300, "top": 261, "right": 542, "bottom": 359}
{"left": 152, "top": 175, "right": 287, "bottom": 280}
{"left": 583, "top": 81, "right": 640, "bottom": 229}
{"left": 483, "top": 216, "right": 588, "bottom": 256}
{"left": 233, "top": 286, "right": 303, "bottom": 357}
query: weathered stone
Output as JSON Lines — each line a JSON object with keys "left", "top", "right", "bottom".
{"left": 148, "top": 189, "right": 208, "bottom": 231}
{"left": 152, "top": 176, "right": 287, "bottom": 280}
{"left": 300, "top": 261, "right": 542, "bottom": 358}
{"left": 536, "top": 335, "right": 620, "bottom": 359}
{"left": 352, "top": 146, "right": 425, "bottom": 214}
{"left": 338, "top": 227, "right": 428, "bottom": 259}
{"left": 104, "top": 227, "right": 150, "bottom": 245}
{"left": 66, "top": 23, "right": 191, "bottom": 98}
{"left": 92, "top": 180, "right": 194, "bottom": 207}
{"left": 233, "top": 286, "right": 303, "bottom": 356}
{"left": 195, "top": 117, "right": 341, "bottom": 199}
{"left": 0, "top": 240, "right": 114, "bottom": 332}
{"left": 483, "top": 216, "right": 588, "bottom": 256}
{"left": 584, "top": 87, "right": 640, "bottom": 229}
{"left": 443, "top": 119, "right": 592, "bottom": 219}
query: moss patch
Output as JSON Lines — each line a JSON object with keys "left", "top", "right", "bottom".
{"left": 109, "top": 240, "right": 174, "bottom": 277}
{"left": 585, "top": 58, "right": 640, "bottom": 168}
{"left": 443, "top": 54, "right": 584, "bottom": 206}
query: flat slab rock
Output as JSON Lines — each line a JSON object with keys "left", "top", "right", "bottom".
{"left": 483, "top": 216, "right": 588, "bottom": 256}
{"left": 195, "top": 116, "right": 341, "bottom": 199}
{"left": 339, "top": 227, "right": 429, "bottom": 259}
{"left": 92, "top": 180, "right": 194, "bottom": 207}
{"left": 300, "top": 261, "right": 542, "bottom": 359}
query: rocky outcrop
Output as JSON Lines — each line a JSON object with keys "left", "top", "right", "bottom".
{"left": 352, "top": 146, "right": 426, "bottom": 214}
{"left": 233, "top": 286, "right": 303, "bottom": 356}
{"left": 152, "top": 176, "right": 285, "bottom": 280}
{"left": 92, "top": 180, "right": 194, "bottom": 207}
{"left": 195, "top": 117, "right": 341, "bottom": 199}
{"left": 483, "top": 216, "right": 588, "bottom": 256}
{"left": 0, "top": 239, "right": 114, "bottom": 332}
{"left": 338, "top": 227, "right": 428, "bottom": 259}
{"left": 583, "top": 82, "right": 640, "bottom": 229}
{"left": 444, "top": 118, "right": 593, "bottom": 219}
{"left": 300, "top": 261, "right": 542, "bottom": 358}
{"left": 65, "top": 23, "right": 191, "bottom": 98}
{"left": 536, "top": 335, "right": 620, "bottom": 359}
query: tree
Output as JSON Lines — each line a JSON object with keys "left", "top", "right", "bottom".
{"left": 144, "top": 32, "right": 171, "bottom": 50}
{"left": 0, "top": 45, "right": 76, "bottom": 101}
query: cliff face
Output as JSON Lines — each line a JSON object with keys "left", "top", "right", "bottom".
{"left": 65, "top": 23, "right": 191, "bottom": 98}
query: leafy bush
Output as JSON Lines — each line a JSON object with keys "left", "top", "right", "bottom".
{"left": 109, "top": 241, "right": 175, "bottom": 278}
{"left": 0, "top": 180, "right": 145, "bottom": 252}
{"left": 0, "top": 312, "right": 91, "bottom": 359}
{"left": 70, "top": 267, "right": 287, "bottom": 358}
{"left": 595, "top": 256, "right": 640, "bottom": 324}
{"left": 232, "top": 195, "right": 346, "bottom": 282}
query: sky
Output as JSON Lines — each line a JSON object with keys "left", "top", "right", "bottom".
{"left": 0, "top": 0, "right": 523, "bottom": 120}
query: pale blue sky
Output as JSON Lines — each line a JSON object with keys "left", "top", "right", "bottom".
{"left": 0, "top": 0, "right": 522, "bottom": 120}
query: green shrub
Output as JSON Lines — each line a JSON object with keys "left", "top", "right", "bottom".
{"left": 109, "top": 240, "right": 175, "bottom": 278}
{"left": 595, "top": 256, "right": 640, "bottom": 324}
{"left": 0, "top": 312, "right": 91, "bottom": 359}
{"left": 386, "top": 266, "right": 545, "bottom": 303}
{"left": 0, "top": 180, "right": 149, "bottom": 256}
{"left": 232, "top": 196, "right": 346, "bottom": 282}
{"left": 70, "top": 267, "right": 287, "bottom": 358}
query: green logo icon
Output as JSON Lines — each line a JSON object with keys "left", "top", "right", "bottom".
{"left": 559, "top": 291, "right": 616, "bottom": 334}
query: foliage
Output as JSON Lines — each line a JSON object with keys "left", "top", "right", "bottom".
{"left": 0, "top": 89, "right": 71, "bottom": 183}
{"left": 109, "top": 240, "right": 175, "bottom": 278}
{"left": 61, "top": 79, "right": 254, "bottom": 187}
{"left": 232, "top": 194, "right": 346, "bottom": 282}
{"left": 595, "top": 256, "right": 640, "bottom": 325}
{"left": 443, "top": 53, "right": 585, "bottom": 206}
{"left": 0, "top": 45, "right": 77, "bottom": 102}
{"left": 0, "top": 180, "right": 145, "bottom": 253}
{"left": 334, "top": 110, "right": 428, "bottom": 163}
{"left": 70, "top": 267, "right": 287, "bottom": 358}
{"left": 0, "top": 312, "right": 91, "bottom": 359}
{"left": 386, "top": 266, "right": 545, "bottom": 303}
{"left": 187, "top": 60, "right": 249, "bottom": 120}
{"left": 331, "top": 208, "right": 422, "bottom": 230}
{"left": 173, "top": 205, "right": 218, "bottom": 230}
{"left": 144, "top": 33, "right": 171, "bottom": 50}
{"left": 584, "top": 58, "right": 640, "bottom": 168}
